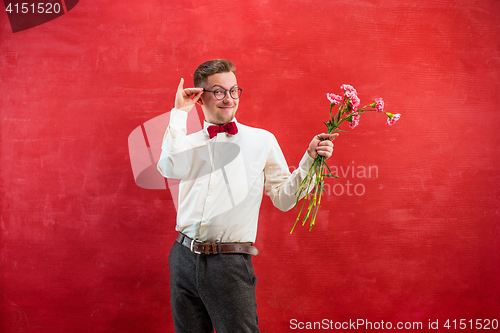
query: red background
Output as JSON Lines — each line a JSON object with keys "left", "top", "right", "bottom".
{"left": 1, "top": 0, "right": 499, "bottom": 332}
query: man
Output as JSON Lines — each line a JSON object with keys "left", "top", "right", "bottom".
{"left": 157, "top": 59, "right": 338, "bottom": 332}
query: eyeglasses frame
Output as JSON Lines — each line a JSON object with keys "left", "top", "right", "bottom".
{"left": 203, "top": 86, "right": 243, "bottom": 100}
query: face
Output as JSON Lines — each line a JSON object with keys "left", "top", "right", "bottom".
{"left": 197, "top": 72, "right": 239, "bottom": 125}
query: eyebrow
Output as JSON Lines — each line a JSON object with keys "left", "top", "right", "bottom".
{"left": 211, "top": 84, "right": 238, "bottom": 89}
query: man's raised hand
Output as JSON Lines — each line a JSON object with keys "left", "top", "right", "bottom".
{"left": 175, "top": 78, "right": 204, "bottom": 113}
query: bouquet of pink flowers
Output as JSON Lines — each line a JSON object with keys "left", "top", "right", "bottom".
{"left": 291, "top": 84, "right": 401, "bottom": 233}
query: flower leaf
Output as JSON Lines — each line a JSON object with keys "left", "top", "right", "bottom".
{"left": 324, "top": 174, "right": 339, "bottom": 178}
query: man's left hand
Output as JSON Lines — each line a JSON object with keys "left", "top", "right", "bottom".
{"left": 307, "top": 133, "right": 339, "bottom": 159}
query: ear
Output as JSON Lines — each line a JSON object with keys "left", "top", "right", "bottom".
{"left": 196, "top": 96, "right": 204, "bottom": 106}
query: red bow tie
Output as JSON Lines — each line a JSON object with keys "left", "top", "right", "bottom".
{"left": 207, "top": 122, "right": 238, "bottom": 139}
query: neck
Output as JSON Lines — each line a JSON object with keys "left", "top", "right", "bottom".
{"left": 207, "top": 118, "right": 235, "bottom": 126}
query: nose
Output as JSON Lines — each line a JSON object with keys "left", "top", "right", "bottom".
{"left": 222, "top": 92, "right": 234, "bottom": 103}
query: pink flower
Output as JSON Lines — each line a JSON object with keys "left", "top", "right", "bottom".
{"left": 349, "top": 112, "right": 360, "bottom": 129}
{"left": 350, "top": 95, "right": 360, "bottom": 111}
{"left": 375, "top": 97, "right": 384, "bottom": 112}
{"left": 327, "top": 93, "right": 343, "bottom": 105}
{"left": 340, "top": 84, "right": 357, "bottom": 95}
{"left": 340, "top": 84, "right": 360, "bottom": 110}
{"left": 386, "top": 113, "right": 401, "bottom": 126}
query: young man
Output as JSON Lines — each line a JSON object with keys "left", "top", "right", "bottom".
{"left": 157, "top": 59, "right": 338, "bottom": 333}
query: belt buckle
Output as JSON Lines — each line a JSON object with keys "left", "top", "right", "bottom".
{"left": 190, "top": 239, "right": 202, "bottom": 254}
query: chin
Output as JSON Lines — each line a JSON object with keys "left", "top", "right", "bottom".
{"left": 219, "top": 112, "right": 236, "bottom": 124}
{"left": 220, "top": 116, "right": 235, "bottom": 124}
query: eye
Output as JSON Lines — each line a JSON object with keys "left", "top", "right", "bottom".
{"left": 214, "top": 89, "right": 224, "bottom": 96}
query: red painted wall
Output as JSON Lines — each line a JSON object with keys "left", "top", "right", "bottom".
{"left": 1, "top": 0, "right": 499, "bottom": 332}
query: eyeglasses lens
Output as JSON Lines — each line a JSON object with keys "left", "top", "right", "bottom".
{"left": 213, "top": 88, "right": 241, "bottom": 100}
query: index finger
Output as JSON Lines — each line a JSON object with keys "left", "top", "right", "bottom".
{"left": 317, "top": 133, "right": 339, "bottom": 141}
{"left": 177, "top": 78, "right": 185, "bottom": 91}
{"left": 184, "top": 88, "right": 204, "bottom": 97}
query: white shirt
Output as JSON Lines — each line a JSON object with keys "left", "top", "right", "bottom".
{"left": 157, "top": 108, "right": 314, "bottom": 243}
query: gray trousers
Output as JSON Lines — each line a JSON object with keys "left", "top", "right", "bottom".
{"left": 169, "top": 240, "right": 260, "bottom": 333}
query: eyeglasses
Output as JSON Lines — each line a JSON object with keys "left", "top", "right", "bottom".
{"left": 204, "top": 86, "right": 243, "bottom": 100}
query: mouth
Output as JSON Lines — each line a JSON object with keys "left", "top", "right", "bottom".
{"left": 218, "top": 105, "right": 234, "bottom": 110}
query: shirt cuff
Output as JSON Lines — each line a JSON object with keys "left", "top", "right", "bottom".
{"left": 298, "top": 150, "right": 315, "bottom": 171}
{"left": 170, "top": 108, "right": 188, "bottom": 131}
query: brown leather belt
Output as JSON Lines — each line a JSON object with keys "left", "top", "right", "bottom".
{"left": 176, "top": 233, "right": 259, "bottom": 256}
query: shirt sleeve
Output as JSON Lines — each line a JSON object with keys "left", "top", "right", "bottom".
{"left": 157, "top": 108, "right": 191, "bottom": 179}
{"left": 264, "top": 134, "right": 315, "bottom": 212}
